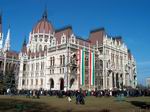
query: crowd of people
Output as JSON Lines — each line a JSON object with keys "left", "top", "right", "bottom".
{"left": 0, "top": 88, "right": 150, "bottom": 105}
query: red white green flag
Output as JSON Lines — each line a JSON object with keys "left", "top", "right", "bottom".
{"left": 79, "top": 48, "right": 85, "bottom": 86}
{"left": 89, "top": 50, "right": 95, "bottom": 86}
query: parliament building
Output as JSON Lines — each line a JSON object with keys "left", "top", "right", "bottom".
{"left": 0, "top": 10, "right": 137, "bottom": 91}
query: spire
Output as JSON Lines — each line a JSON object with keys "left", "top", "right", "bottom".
{"left": 4, "top": 25, "right": 10, "bottom": 51}
{"left": 23, "top": 37, "right": 26, "bottom": 46}
{"left": 21, "top": 37, "right": 27, "bottom": 53}
{"left": 0, "top": 12, "right": 2, "bottom": 33}
{"left": 0, "top": 12, "right": 3, "bottom": 49}
{"left": 42, "top": 6, "right": 48, "bottom": 19}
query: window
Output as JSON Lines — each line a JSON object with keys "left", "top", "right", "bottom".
{"left": 50, "top": 69, "right": 51, "bottom": 74}
{"left": 44, "top": 36, "right": 48, "bottom": 42}
{"left": 111, "top": 53, "right": 114, "bottom": 63}
{"left": 60, "top": 55, "right": 62, "bottom": 65}
{"left": 41, "top": 62, "right": 44, "bottom": 70}
{"left": 31, "top": 79, "right": 33, "bottom": 85}
{"left": 39, "top": 45, "right": 42, "bottom": 51}
{"left": 50, "top": 57, "right": 53, "bottom": 66}
{"left": 36, "top": 79, "right": 38, "bottom": 85}
{"left": 63, "top": 55, "right": 65, "bottom": 66}
{"left": 35, "top": 37, "right": 37, "bottom": 42}
{"left": 44, "top": 45, "right": 47, "bottom": 51}
{"left": 22, "top": 79, "right": 25, "bottom": 85}
{"left": 27, "top": 79, "right": 28, "bottom": 85}
{"left": 32, "top": 64, "right": 34, "bottom": 71}
{"left": 41, "top": 79, "right": 43, "bottom": 85}
{"left": 60, "top": 68, "right": 61, "bottom": 73}
{"left": 53, "top": 57, "right": 55, "bottom": 66}
{"left": 39, "top": 35, "right": 43, "bottom": 42}
{"left": 36, "top": 63, "right": 39, "bottom": 71}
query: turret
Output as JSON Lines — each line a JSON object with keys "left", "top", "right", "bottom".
{"left": 0, "top": 13, "right": 3, "bottom": 49}
{"left": 4, "top": 26, "right": 10, "bottom": 51}
{"left": 21, "top": 37, "right": 27, "bottom": 54}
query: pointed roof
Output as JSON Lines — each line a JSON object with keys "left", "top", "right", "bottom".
{"left": 42, "top": 8, "right": 48, "bottom": 19}
{"left": 0, "top": 13, "right": 2, "bottom": 33}
{"left": 21, "top": 37, "right": 27, "bottom": 53}
{"left": 23, "top": 37, "right": 26, "bottom": 46}
{"left": 4, "top": 26, "right": 11, "bottom": 51}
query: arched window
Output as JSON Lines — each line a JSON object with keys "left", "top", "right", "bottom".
{"left": 61, "top": 35, "right": 66, "bottom": 44}
{"left": 36, "top": 79, "right": 38, "bottom": 85}
{"left": 60, "top": 55, "right": 62, "bottom": 65}
{"left": 50, "top": 57, "right": 53, "bottom": 66}
{"left": 53, "top": 57, "right": 55, "bottom": 66}
{"left": 36, "top": 44, "right": 38, "bottom": 52}
{"left": 31, "top": 79, "right": 33, "bottom": 85}
{"left": 50, "top": 78, "right": 54, "bottom": 88}
{"left": 44, "top": 45, "right": 47, "bottom": 51}
{"left": 22, "top": 79, "right": 25, "bottom": 85}
{"left": 63, "top": 55, "right": 65, "bottom": 66}
{"left": 41, "top": 79, "right": 43, "bottom": 85}
{"left": 52, "top": 38, "right": 56, "bottom": 46}
{"left": 39, "top": 45, "right": 42, "bottom": 52}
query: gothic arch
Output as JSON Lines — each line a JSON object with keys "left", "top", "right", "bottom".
{"left": 59, "top": 78, "right": 64, "bottom": 90}
{"left": 49, "top": 78, "right": 54, "bottom": 89}
{"left": 39, "top": 45, "right": 42, "bottom": 52}
{"left": 44, "top": 45, "right": 47, "bottom": 51}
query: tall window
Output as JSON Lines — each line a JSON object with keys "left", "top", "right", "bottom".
{"left": 50, "top": 57, "right": 53, "bottom": 66}
{"left": 44, "top": 45, "right": 47, "bottom": 51}
{"left": 36, "top": 63, "right": 39, "bottom": 71}
{"left": 41, "top": 62, "right": 44, "bottom": 70}
{"left": 60, "top": 55, "right": 62, "bottom": 65}
{"left": 31, "top": 79, "right": 33, "bottom": 85}
{"left": 23, "top": 64, "right": 26, "bottom": 71}
{"left": 27, "top": 79, "right": 28, "bottom": 85}
{"left": 63, "top": 55, "right": 65, "bottom": 66}
{"left": 39, "top": 45, "right": 42, "bottom": 51}
{"left": 41, "top": 79, "right": 43, "bottom": 85}
{"left": 32, "top": 64, "right": 34, "bottom": 71}
{"left": 22, "top": 79, "right": 25, "bottom": 85}
{"left": 50, "top": 69, "right": 51, "bottom": 74}
{"left": 111, "top": 53, "right": 114, "bottom": 63}
{"left": 53, "top": 57, "right": 55, "bottom": 66}
{"left": 36, "top": 79, "right": 38, "bottom": 85}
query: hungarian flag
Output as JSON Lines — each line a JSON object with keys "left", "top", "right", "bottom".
{"left": 79, "top": 48, "right": 85, "bottom": 86}
{"left": 89, "top": 50, "right": 95, "bottom": 86}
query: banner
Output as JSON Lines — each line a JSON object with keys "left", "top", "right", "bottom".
{"left": 89, "top": 50, "right": 95, "bottom": 86}
{"left": 79, "top": 48, "right": 85, "bottom": 85}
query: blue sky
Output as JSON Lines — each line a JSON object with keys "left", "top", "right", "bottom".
{"left": 0, "top": 0, "right": 150, "bottom": 85}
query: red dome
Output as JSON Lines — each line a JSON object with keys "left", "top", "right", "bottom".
{"left": 32, "top": 11, "right": 54, "bottom": 34}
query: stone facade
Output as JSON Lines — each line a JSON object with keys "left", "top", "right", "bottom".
{"left": 17, "top": 11, "right": 137, "bottom": 91}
